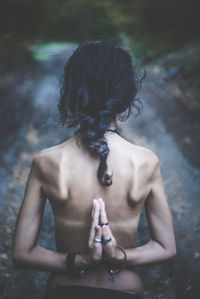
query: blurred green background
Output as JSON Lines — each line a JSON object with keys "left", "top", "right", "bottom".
{"left": 0, "top": 0, "right": 200, "bottom": 61}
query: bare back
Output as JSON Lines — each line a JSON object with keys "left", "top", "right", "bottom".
{"left": 38, "top": 132, "right": 156, "bottom": 291}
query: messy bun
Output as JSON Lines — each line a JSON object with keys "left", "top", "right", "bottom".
{"left": 58, "top": 39, "right": 143, "bottom": 186}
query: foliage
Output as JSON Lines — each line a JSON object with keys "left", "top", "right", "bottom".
{"left": 0, "top": 0, "right": 200, "bottom": 60}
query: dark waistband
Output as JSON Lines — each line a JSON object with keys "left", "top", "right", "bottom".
{"left": 44, "top": 285, "right": 145, "bottom": 299}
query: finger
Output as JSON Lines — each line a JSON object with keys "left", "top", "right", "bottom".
{"left": 98, "top": 198, "right": 113, "bottom": 236}
{"left": 89, "top": 225, "right": 101, "bottom": 246}
{"left": 99, "top": 198, "right": 108, "bottom": 225}
{"left": 92, "top": 225, "right": 103, "bottom": 260}
{"left": 91, "top": 199, "right": 99, "bottom": 222}
{"left": 89, "top": 200, "right": 97, "bottom": 243}
{"left": 92, "top": 200, "right": 100, "bottom": 227}
{"left": 91, "top": 198, "right": 97, "bottom": 219}
{"left": 102, "top": 224, "right": 112, "bottom": 244}
{"left": 94, "top": 225, "right": 102, "bottom": 239}
{"left": 89, "top": 200, "right": 100, "bottom": 244}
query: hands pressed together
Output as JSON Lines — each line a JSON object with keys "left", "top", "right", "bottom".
{"left": 87, "top": 198, "right": 125, "bottom": 267}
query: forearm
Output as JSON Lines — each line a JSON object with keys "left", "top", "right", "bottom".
{"left": 125, "top": 240, "right": 176, "bottom": 268}
{"left": 12, "top": 245, "right": 68, "bottom": 273}
{"left": 12, "top": 245, "right": 96, "bottom": 274}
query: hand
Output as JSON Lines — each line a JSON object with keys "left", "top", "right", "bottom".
{"left": 87, "top": 199, "right": 103, "bottom": 263}
{"left": 75, "top": 199, "right": 103, "bottom": 270}
{"left": 98, "top": 198, "right": 124, "bottom": 265}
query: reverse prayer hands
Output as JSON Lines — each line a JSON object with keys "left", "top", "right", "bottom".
{"left": 87, "top": 198, "right": 125, "bottom": 265}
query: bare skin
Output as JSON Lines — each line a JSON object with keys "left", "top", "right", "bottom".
{"left": 12, "top": 130, "right": 176, "bottom": 293}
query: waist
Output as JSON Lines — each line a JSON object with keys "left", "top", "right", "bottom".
{"left": 44, "top": 285, "right": 145, "bottom": 299}
{"left": 46, "top": 266, "right": 143, "bottom": 293}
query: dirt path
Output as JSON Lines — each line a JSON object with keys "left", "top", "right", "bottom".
{"left": 0, "top": 45, "right": 199, "bottom": 299}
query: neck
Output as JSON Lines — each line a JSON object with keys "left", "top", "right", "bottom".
{"left": 108, "top": 122, "right": 117, "bottom": 131}
{"left": 106, "top": 128, "right": 120, "bottom": 136}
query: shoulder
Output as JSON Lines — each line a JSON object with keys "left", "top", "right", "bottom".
{"left": 129, "top": 143, "right": 159, "bottom": 166}
{"left": 32, "top": 138, "right": 74, "bottom": 172}
{"left": 32, "top": 138, "right": 75, "bottom": 173}
{"left": 33, "top": 146, "right": 59, "bottom": 167}
{"left": 133, "top": 144, "right": 158, "bottom": 159}
{"left": 128, "top": 143, "right": 160, "bottom": 180}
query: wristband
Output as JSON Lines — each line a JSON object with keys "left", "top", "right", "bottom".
{"left": 116, "top": 244, "right": 127, "bottom": 269}
{"left": 66, "top": 252, "right": 85, "bottom": 278}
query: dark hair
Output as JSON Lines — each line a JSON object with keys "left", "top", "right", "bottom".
{"left": 58, "top": 39, "right": 143, "bottom": 186}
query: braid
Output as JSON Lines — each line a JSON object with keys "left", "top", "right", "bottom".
{"left": 98, "top": 151, "right": 112, "bottom": 186}
{"left": 76, "top": 116, "right": 112, "bottom": 186}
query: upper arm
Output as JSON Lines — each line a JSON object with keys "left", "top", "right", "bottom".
{"left": 145, "top": 156, "right": 176, "bottom": 253}
{"left": 12, "top": 153, "right": 47, "bottom": 257}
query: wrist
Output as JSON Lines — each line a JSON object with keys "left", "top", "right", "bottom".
{"left": 76, "top": 253, "right": 99, "bottom": 269}
{"left": 103, "top": 245, "right": 127, "bottom": 282}
{"left": 103, "top": 248, "right": 125, "bottom": 265}
{"left": 114, "top": 246, "right": 126, "bottom": 265}
{"left": 103, "top": 245, "right": 127, "bottom": 267}
{"left": 75, "top": 253, "right": 90, "bottom": 268}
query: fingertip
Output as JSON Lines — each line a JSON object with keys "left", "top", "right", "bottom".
{"left": 99, "top": 198, "right": 105, "bottom": 207}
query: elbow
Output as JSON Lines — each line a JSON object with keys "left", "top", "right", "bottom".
{"left": 154, "top": 240, "right": 177, "bottom": 262}
{"left": 152, "top": 240, "right": 177, "bottom": 260}
{"left": 171, "top": 246, "right": 177, "bottom": 258}
{"left": 12, "top": 252, "right": 28, "bottom": 269}
{"left": 12, "top": 246, "right": 36, "bottom": 269}
{"left": 165, "top": 245, "right": 177, "bottom": 260}
{"left": 12, "top": 253, "right": 23, "bottom": 269}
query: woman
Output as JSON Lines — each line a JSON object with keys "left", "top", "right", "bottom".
{"left": 12, "top": 39, "right": 176, "bottom": 299}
